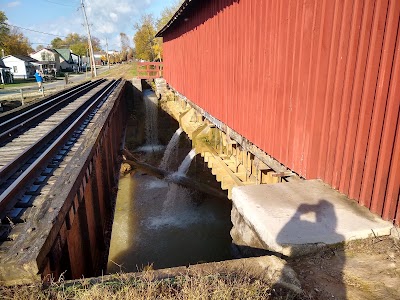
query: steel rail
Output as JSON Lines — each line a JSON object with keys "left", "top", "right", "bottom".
{"left": 0, "top": 80, "right": 94, "bottom": 125}
{"left": 0, "top": 79, "right": 121, "bottom": 214}
{"left": 0, "top": 79, "right": 106, "bottom": 143}
{"left": 0, "top": 80, "right": 115, "bottom": 185}
{"left": 0, "top": 81, "right": 92, "bottom": 124}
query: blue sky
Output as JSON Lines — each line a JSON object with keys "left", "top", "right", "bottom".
{"left": 1, "top": 0, "right": 177, "bottom": 51}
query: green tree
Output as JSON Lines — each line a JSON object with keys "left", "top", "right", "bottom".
{"left": 120, "top": 32, "right": 132, "bottom": 62}
{"left": 0, "top": 11, "right": 33, "bottom": 55}
{"left": 132, "top": 1, "right": 182, "bottom": 61}
{"left": 91, "top": 37, "right": 101, "bottom": 52}
{"left": 35, "top": 44, "right": 45, "bottom": 52}
{"left": 51, "top": 37, "right": 64, "bottom": 48}
{"left": 0, "top": 11, "right": 10, "bottom": 48}
{"left": 156, "top": 0, "right": 183, "bottom": 31}
{"left": 134, "top": 14, "right": 156, "bottom": 61}
{"left": 50, "top": 33, "right": 102, "bottom": 56}
{"left": 127, "top": 48, "right": 135, "bottom": 61}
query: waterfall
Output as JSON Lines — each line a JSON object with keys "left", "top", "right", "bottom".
{"left": 176, "top": 149, "right": 197, "bottom": 175}
{"left": 143, "top": 89, "right": 159, "bottom": 146}
{"left": 162, "top": 148, "right": 197, "bottom": 213}
{"left": 159, "top": 128, "right": 183, "bottom": 170}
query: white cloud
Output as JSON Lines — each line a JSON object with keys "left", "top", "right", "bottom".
{"left": 109, "top": 12, "right": 118, "bottom": 22}
{"left": 85, "top": 0, "right": 147, "bottom": 35}
{"left": 19, "top": 0, "right": 175, "bottom": 51}
{"left": 7, "top": 1, "right": 21, "bottom": 8}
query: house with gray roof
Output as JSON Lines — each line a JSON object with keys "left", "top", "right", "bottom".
{"left": 2, "top": 55, "right": 40, "bottom": 79}
{"left": 30, "top": 48, "right": 60, "bottom": 73}
{"left": 54, "top": 49, "right": 77, "bottom": 71}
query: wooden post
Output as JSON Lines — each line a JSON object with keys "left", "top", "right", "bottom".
{"left": 41, "top": 87, "right": 45, "bottom": 97}
{"left": 244, "top": 151, "right": 248, "bottom": 182}
{"left": 20, "top": 89, "right": 24, "bottom": 105}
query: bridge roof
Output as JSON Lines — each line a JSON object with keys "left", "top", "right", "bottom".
{"left": 156, "top": 0, "right": 200, "bottom": 37}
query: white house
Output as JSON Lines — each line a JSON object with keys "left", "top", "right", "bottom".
{"left": 30, "top": 48, "right": 60, "bottom": 73}
{"left": 2, "top": 55, "right": 39, "bottom": 79}
{"left": 70, "top": 52, "right": 82, "bottom": 71}
{"left": 0, "top": 58, "right": 12, "bottom": 84}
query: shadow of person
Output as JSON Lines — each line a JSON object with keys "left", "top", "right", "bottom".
{"left": 274, "top": 199, "right": 347, "bottom": 300}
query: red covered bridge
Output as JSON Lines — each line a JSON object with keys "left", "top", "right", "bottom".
{"left": 156, "top": 0, "right": 400, "bottom": 225}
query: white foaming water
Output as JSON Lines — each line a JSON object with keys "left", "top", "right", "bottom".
{"left": 143, "top": 149, "right": 199, "bottom": 230}
{"left": 145, "top": 178, "right": 169, "bottom": 190}
{"left": 135, "top": 145, "right": 165, "bottom": 153}
{"left": 144, "top": 89, "right": 159, "bottom": 145}
{"left": 159, "top": 128, "right": 183, "bottom": 171}
{"left": 145, "top": 183, "right": 215, "bottom": 230}
{"left": 176, "top": 149, "right": 197, "bottom": 175}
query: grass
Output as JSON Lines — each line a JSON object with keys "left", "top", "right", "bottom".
{"left": 130, "top": 63, "right": 138, "bottom": 77}
{"left": 0, "top": 269, "right": 302, "bottom": 300}
{"left": 1, "top": 79, "right": 37, "bottom": 89}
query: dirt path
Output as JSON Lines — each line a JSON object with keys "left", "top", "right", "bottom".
{"left": 288, "top": 235, "right": 400, "bottom": 299}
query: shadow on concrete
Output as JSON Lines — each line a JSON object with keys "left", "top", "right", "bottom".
{"left": 275, "top": 199, "right": 347, "bottom": 299}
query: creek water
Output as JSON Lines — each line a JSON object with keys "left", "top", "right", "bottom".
{"left": 143, "top": 89, "right": 159, "bottom": 146}
{"left": 107, "top": 90, "right": 232, "bottom": 273}
{"left": 159, "top": 127, "right": 183, "bottom": 171}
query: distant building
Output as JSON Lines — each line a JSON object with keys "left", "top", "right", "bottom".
{"left": 93, "top": 52, "right": 105, "bottom": 66}
{"left": 0, "top": 58, "right": 12, "bottom": 84}
{"left": 30, "top": 48, "right": 81, "bottom": 72}
{"left": 70, "top": 52, "right": 81, "bottom": 71}
{"left": 29, "top": 48, "right": 60, "bottom": 74}
{"left": 2, "top": 55, "right": 40, "bottom": 79}
{"left": 54, "top": 49, "right": 78, "bottom": 71}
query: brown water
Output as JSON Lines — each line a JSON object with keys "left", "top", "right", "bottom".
{"left": 107, "top": 164, "right": 233, "bottom": 272}
{"left": 108, "top": 86, "right": 232, "bottom": 273}
{"left": 107, "top": 90, "right": 233, "bottom": 272}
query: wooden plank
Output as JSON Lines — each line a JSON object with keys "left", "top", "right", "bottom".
{"left": 306, "top": 0, "right": 336, "bottom": 179}
{"left": 374, "top": 24, "right": 400, "bottom": 218}
{"left": 317, "top": 0, "right": 345, "bottom": 180}
{"left": 339, "top": 1, "right": 375, "bottom": 195}
{"left": 324, "top": 0, "right": 355, "bottom": 184}
{"left": 204, "top": 144, "right": 243, "bottom": 186}
{"left": 271, "top": 171, "right": 295, "bottom": 178}
{"left": 349, "top": 0, "right": 390, "bottom": 202}
{"left": 360, "top": 0, "right": 400, "bottom": 211}
{"left": 383, "top": 120, "right": 400, "bottom": 224}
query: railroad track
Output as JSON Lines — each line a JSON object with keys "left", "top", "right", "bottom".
{"left": 0, "top": 79, "right": 106, "bottom": 144}
{"left": 0, "top": 79, "right": 121, "bottom": 241}
{"left": 0, "top": 80, "right": 97, "bottom": 124}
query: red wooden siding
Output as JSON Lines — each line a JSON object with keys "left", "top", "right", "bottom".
{"left": 161, "top": 0, "right": 400, "bottom": 225}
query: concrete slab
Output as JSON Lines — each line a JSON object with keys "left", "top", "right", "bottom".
{"left": 231, "top": 179, "right": 394, "bottom": 256}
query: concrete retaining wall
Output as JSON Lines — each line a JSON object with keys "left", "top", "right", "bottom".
{"left": 0, "top": 81, "right": 127, "bottom": 285}
{"left": 40, "top": 82, "right": 127, "bottom": 281}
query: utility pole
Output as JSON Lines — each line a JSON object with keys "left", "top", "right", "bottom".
{"left": 105, "top": 38, "right": 110, "bottom": 69}
{"left": 81, "top": 0, "right": 97, "bottom": 77}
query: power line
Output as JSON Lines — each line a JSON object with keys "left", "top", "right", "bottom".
{"left": 0, "top": 22, "right": 68, "bottom": 38}
{"left": 41, "top": 0, "right": 78, "bottom": 7}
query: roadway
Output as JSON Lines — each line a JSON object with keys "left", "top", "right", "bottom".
{"left": 0, "top": 66, "right": 112, "bottom": 100}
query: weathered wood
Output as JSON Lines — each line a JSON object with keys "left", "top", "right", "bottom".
{"left": 123, "top": 148, "right": 228, "bottom": 199}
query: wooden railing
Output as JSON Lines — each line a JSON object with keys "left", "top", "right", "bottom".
{"left": 136, "top": 62, "right": 163, "bottom": 79}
